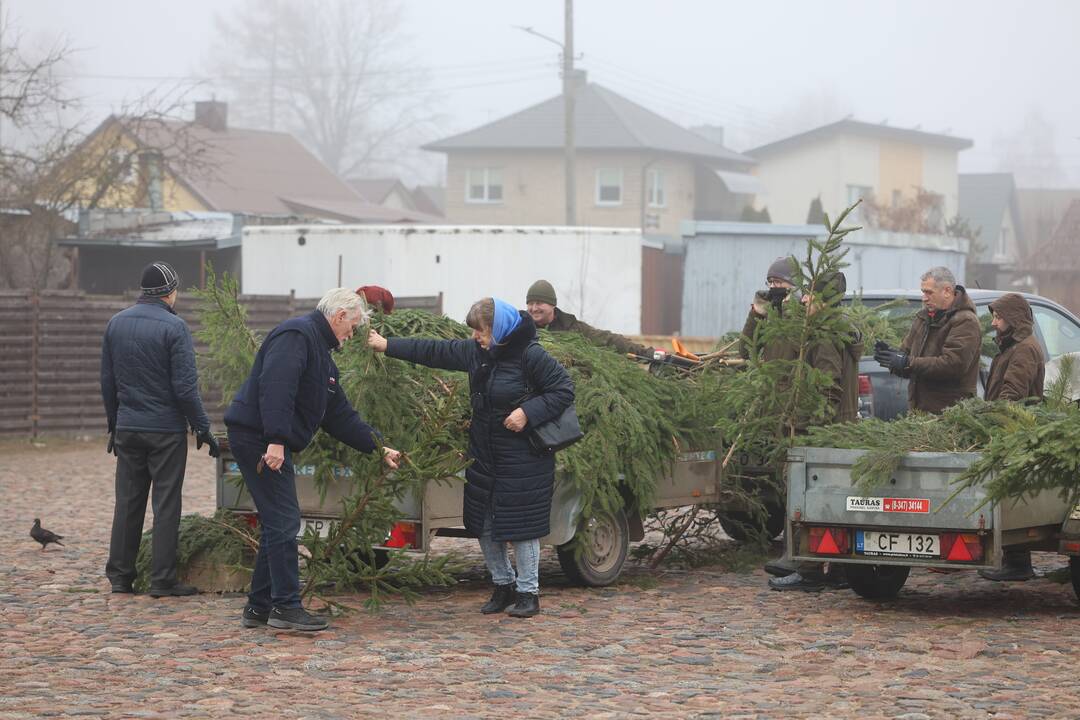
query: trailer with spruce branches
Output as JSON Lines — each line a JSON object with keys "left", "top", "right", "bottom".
{"left": 785, "top": 444, "right": 1080, "bottom": 600}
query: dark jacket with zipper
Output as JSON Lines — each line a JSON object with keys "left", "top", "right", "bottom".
{"left": 386, "top": 312, "right": 575, "bottom": 542}
{"left": 985, "top": 293, "right": 1045, "bottom": 402}
{"left": 101, "top": 296, "right": 210, "bottom": 434}
{"left": 899, "top": 286, "right": 981, "bottom": 413}
{"left": 224, "top": 310, "right": 380, "bottom": 454}
{"left": 543, "top": 307, "right": 650, "bottom": 357}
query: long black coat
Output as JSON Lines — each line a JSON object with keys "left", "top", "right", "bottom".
{"left": 386, "top": 312, "right": 574, "bottom": 542}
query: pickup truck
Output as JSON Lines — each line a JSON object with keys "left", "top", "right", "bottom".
{"left": 848, "top": 289, "right": 1080, "bottom": 420}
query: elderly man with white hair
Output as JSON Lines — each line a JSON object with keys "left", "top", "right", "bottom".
{"left": 873, "top": 266, "right": 981, "bottom": 414}
{"left": 224, "top": 288, "right": 401, "bottom": 631}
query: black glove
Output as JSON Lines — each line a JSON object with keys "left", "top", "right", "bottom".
{"left": 196, "top": 428, "right": 221, "bottom": 458}
{"left": 873, "top": 346, "right": 910, "bottom": 374}
{"left": 106, "top": 431, "right": 116, "bottom": 456}
{"left": 766, "top": 286, "right": 789, "bottom": 310}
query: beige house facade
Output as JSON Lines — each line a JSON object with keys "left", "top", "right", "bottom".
{"left": 427, "top": 83, "right": 758, "bottom": 236}
{"left": 748, "top": 120, "right": 973, "bottom": 225}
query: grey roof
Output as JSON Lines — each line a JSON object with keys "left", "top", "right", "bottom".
{"left": 959, "top": 173, "right": 1021, "bottom": 262}
{"left": 411, "top": 185, "right": 445, "bottom": 216}
{"left": 58, "top": 210, "right": 242, "bottom": 249}
{"left": 425, "top": 83, "right": 755, "bottom": 167}
{"left": 347, "top": 178, "right": 414, "bottom": 207}
{"left": 747, "top": 118, "right": 973, "bottom": 157}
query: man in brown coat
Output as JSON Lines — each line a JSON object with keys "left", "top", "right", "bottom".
{"left": 525, "top": 279, "right": 652, "bottom": 357}
{"left": 874, "top": 266, "right": 981, "bottom": 413}
{"left": 979, "top": 292, "right": 1045, "bottom": 582}
{"left": 766, "top": 270, "right": 864, "bottom": 591}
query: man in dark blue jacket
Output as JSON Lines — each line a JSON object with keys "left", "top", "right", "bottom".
{"left": 224, "top": 288, "right": 400, "bottom": 632}
{"left": 101, "top": 261, "right": 219, "bottom": 597}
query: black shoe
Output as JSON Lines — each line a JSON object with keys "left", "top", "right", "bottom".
{"left": 110, "top": 583, "right": 134, "bottom": 594}
{"left": 148, "top": 583, "right": 198, "bottom": 598}
{"left": 241, "top": 605, "right": 271, "bottom": 628}
{"left": 480, "top": 583, "right": 517, "bottom": 614}
{"left": 267, "top": 606, "right": 329, "bottom": 632}
{"left": 506, "top": 592, "right": 540, "bottom": 618}
{"left": 978, "top": 550, "right": 1035, "bottom": 582}
{"left": 768, "top": 572, "right": 824, "bottom": 592}
{"left": 764, "top": 558, "right": 798, "bottom": 577}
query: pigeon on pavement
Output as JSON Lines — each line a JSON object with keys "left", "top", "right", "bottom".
{"left": 31, "top": 519, "right": 64, "bottom": 550}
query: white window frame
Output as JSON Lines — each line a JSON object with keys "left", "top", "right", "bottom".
{"left": 465, "top": 168, "right": 503, "bottom": 204}
{"left": 647, "top": 168, "right": 665, "bottom": 208}
{"left": 595, "top": 168, "right": 623, "bottom": 206}
{"left": 997, "top": 226, "right": 1009, "bottom": 259}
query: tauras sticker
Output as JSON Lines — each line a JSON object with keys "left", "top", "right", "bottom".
{"left": 846, "top": 497, "right": 883, "bottom": 512}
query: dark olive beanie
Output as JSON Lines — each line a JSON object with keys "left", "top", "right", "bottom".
{"left": 526, "top": 279, "right": 557, "bottom": 306}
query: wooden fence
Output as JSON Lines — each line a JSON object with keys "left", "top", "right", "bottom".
{"left": 0, "top": 290, "right": 442, "bottom": 438}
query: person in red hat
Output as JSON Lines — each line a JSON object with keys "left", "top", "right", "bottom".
{"left": 357, "top": 286, "right": 395, "bottom": 314}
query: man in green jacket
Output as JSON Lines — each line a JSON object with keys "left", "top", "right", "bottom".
{"left": 525, "top": 279, "right": 652, "bottom": 357}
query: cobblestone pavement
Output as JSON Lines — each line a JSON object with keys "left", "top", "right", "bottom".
{"left": 4, "top": 440, "right": 1080, "bottom": 719}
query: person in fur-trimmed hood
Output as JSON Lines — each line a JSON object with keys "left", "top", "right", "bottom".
{"left": 985, "top": 293, "right": 1045, "bottom": 402}
{"left": 368, "top": 297, "right": 574, "bottom": 618}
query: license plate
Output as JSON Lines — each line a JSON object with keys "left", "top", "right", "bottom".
{"left": 856, "top": 530, "right": 939, "bottom": 558}
{"left": 300, "top": 518, "right": 333, "bottom": 539}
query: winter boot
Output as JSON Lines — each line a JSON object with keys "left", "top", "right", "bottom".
{"left": 480, "top": 583, "right": 517, "bottom": 614}
{"left": 506, "top": 591, "right": 540, "bottom": 618}
{"left": 978, "top": 550, "right": 1035, "bottom": 582}
{"left": 768, "top": 572, "right": 824, "bottom": 592}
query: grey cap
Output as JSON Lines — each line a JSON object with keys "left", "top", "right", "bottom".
{"left": 766, "top": 256, "right": 796, "bottom": 284}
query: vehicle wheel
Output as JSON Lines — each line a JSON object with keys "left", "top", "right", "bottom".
{"left": 557, "top": 507, "right": 629, "bottom": 587}
{"left": 716, "top": 502, "right": 786, "bottom": 543}
{"left": 846, "top": 564, "right": 910, "bottom": 600}
{"left": 1069, "top": 557, "right": 1080, "bottom": 602}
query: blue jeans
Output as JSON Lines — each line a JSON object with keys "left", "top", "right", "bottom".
{"left": 227, "top": 429, "right": 302, "bottom": 609}
{"left": 477, "top": 513, "right": 541, "bottom": 594}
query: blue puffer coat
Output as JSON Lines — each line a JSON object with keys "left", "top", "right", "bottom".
{"left": 100, "top": 297, "right": 210, "bottom": 434}
{"left": 386, "top": 312, "right": 575, "bottom": 542}
{"left": 224, "top": 310, "right": 380, "bottom": 454}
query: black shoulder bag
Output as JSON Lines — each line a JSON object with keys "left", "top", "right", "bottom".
{"left": 520, "top": 342, "right": 584, "bottom": 454}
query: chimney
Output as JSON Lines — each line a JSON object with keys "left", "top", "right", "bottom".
{"left": 194, "top": 100, "right": 228, "bottom": 132}
{"left": 692, "top": 124, "right": 725, "bottom": 147}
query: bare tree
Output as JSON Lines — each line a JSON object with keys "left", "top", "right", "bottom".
{"left": 206, "top": 0, "right": 441, "bottom": 181}
{"left": 993, "top": 107, "right": 1067, "bottom": 189}
{"left": 0, "top": 13, "right": 213, "bottom": 290}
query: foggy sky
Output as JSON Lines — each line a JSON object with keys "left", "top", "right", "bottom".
{"left": 9, "top": 0, "right": 1080, "bottom": 186}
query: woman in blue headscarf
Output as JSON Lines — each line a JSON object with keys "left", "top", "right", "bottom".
{"left": 368, "top": 297, "right": 574, "bottom": 618}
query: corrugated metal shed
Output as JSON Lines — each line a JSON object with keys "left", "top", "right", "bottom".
{"left": 680, "top": 221, "right": 970, "bottom": 336}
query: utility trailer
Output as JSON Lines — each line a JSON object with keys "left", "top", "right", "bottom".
{"left": 216, "top": 444, "right": 732, "bottom": 587}
{"left": 785, "top": 446, "right": 1080, "bottom": 600}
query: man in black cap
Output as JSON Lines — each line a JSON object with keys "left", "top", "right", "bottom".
{"left": 525, "top": 279, "right": 652, "bottom": 357}
{"left": 101, "top": 261, "right": 219, "bottom": 597}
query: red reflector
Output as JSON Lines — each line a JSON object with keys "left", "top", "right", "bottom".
{"left": 858, "top": 374, "right": 872, "bottom": 395}
{"left": 1064, "top": 541, "right": 1080, "bottom": 554}
{"left": 242, "top": 513, "right": 260, "bottom": 529}
{"left": 385, "top": 521, "right": 417, "bottom": 549}
{"left": 808, "top": 527, "right": 849, "bottom": 555}
{"left": 941, "top": 533, "right": 983, "bottom": 562}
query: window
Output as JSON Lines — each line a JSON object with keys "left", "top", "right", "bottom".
{"left": 465, "top": 168, "right": 503, "bottom": 203}
{"left": 997, "top": 227, "right": 1009, "bottom": 258}
{"left": 595, "top": 168, "right": 623, "bottom": 206}
{"left": 846, "top": 184, "right": 873, "bottom": 220}
{"left": 647, "top": 168, "right": 665, "bottom": 208}
{"left": 1032, "top": 305, "right": 1080, "bottom": 360}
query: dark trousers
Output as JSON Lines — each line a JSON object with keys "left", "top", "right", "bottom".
{"left": 106, "top": 431, "right": 187, "bottom": 589}
{"left": 227, "top": 428, "right": 302, "bottom": 609}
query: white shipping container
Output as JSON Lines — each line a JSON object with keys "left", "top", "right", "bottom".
{"left": 241, "top": 225, "right": 644, "bottom": 335}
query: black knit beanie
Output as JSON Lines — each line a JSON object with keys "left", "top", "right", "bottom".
{"left": 141, "top": 261, "right": 180, "bottom": 297}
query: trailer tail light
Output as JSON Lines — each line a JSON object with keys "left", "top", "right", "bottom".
{"left": 385, "top": 521, "right": 417, "bottom": 549}
{"left": 940, "top": 533, "right": 983, "bottom": 562}
{"left": 857, "top": 374, "right": 874, "bottom": 419}
{"left": 808, "top": 527, "right": 850, "bottom": 555}
{"left": 241, "top": 512, "right": 260, "bottom": 530}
